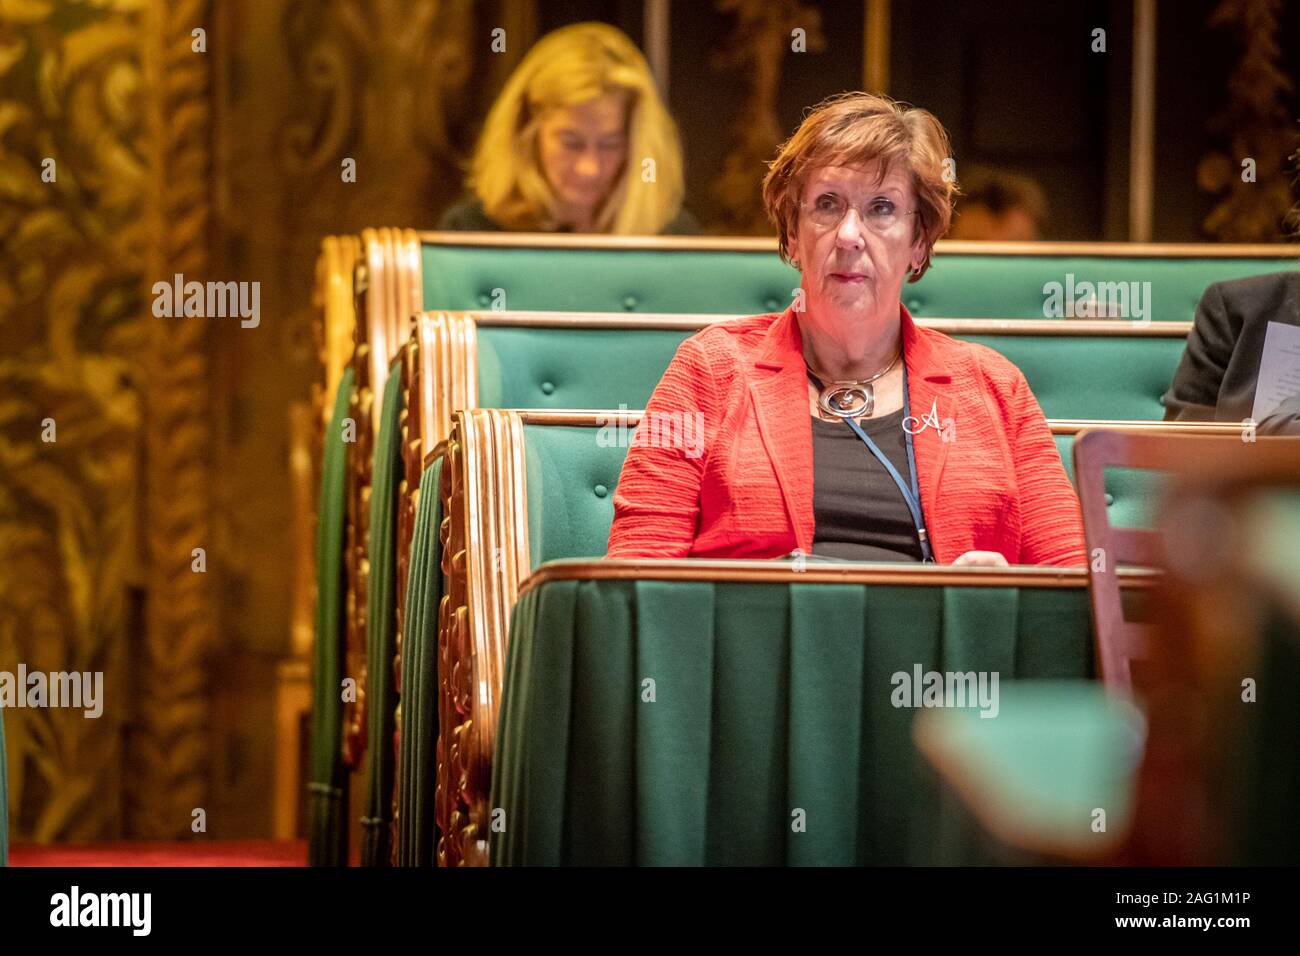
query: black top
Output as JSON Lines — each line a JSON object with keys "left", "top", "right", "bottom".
{"left": 437, "top": 196, "right": 702, "bottom": 235}
{"left": 810, "top": 408, "right": 924, "bottom": 562}
{"left": 1162, "top": 270, "right": 1300, "bottom": 435}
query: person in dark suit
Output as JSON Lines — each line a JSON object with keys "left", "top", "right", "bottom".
{"left": 1162, "top": 270, "right": 1300, "bottom": 436}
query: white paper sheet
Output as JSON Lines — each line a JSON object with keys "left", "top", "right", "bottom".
{"left": 1250, "top": 320, "right": 1300, "bottom": 421}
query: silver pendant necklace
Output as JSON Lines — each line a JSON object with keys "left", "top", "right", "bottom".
{"left": 805, "top": 346, "right": 902, "bottom": 420}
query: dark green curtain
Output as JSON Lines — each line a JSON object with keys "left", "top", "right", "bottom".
{"left": 308, "top": 367, "right": 354, "bottom": 867}
{"left": 361, "top": 361, "right": 404, "bottom": 866}
{"left": 397, "top": 454, "right": 444, "bottom": 865}
{"left": 491, "top": 579, "right": 1093, "bottom": 866}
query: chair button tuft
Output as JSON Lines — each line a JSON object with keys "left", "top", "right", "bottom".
{"left": 1105, "top": 493, "right": 1115, "bottom": 506}
{"left": 906, "top": 298, "right": 923, "bottom": 313}
{"left": 540, "top": 381, "right": 555, "bottom": 395}
{"left": 477, "top": 292, "right": 490, "bottom": 307}
{"left": 622, "top": 295, "right": 639, "bottom": 310}
{"left": 594, "top": 484, "right": 609, "bottom": 498}
{"left": 764, "top": 297, "right": 780, "bottom": 311}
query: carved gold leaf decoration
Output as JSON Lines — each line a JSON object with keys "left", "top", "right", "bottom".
{"left": 710, "top": 0, "right": 825, "bottom": 234}
{"left": 1200, "top": 0, "right": 1299, "bottom": 241}
{"left": 0, "top": 0, "right": 149, "bottom": 842}
{"left": 129, "top": 0, "right": 216, "bottom": 839}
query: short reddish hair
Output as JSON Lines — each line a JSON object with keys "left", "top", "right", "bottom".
{"left": 762, "top": 92, "right": 957, "bottom": 281}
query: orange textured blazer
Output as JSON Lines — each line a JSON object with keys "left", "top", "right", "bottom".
{"left": 606, "top": 304, "right": 1086, "bottom": 566}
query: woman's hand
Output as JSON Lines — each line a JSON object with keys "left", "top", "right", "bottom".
{"left": 952, "top": 550, "right": 1010, "bottom": 567}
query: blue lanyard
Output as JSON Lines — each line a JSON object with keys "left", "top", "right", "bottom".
{"left": 809, "top": 367, "right": 934, "bottom": 562}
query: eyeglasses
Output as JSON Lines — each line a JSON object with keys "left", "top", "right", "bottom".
{"left": 800, "top": 192, "right": 918, "bottom": 233}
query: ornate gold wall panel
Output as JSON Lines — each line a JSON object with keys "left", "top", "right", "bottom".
{"left": 132, "top": 0, "right": 217, "bottom": 841}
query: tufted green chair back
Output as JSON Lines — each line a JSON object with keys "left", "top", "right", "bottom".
{"left": 421, "top": 235, "right": 1294, "bottom": 321}
{"left": 520, "top": 418, "right": 1189, "bottom": 568}
{"left": 477, "top": 320, "right": 1187, "bottom": 422}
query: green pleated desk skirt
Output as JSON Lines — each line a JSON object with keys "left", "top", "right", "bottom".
{"left": 490, "top": 575, "right": 1097, "bottom": 866}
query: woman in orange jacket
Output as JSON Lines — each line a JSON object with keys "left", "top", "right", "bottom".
{"left": 607, "top": 92, "right": 1085, "bottom": 567}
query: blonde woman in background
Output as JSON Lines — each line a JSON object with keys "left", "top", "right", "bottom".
{"left": 440, "top": 22, "right": 698, "bottom": 234}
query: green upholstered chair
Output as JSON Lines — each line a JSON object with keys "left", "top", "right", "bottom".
{"left": 384, "top": 305, "right": 1207, "bottom": 864}
{"left": 330, "top": 236, "right": 1293, "bottom": 490}
{"left": 405, "top": 309, "right": 1232, "bottom": 564}
{"left": 359, "top": 360, "right": 404, "bottom": 866}
{"left": 491, "top": 424, "right": 1297, "bottom": 866}
{"left": 316, "top": 232, "right": 1294, "bottom": 375}
{"left": 338, "top": 239, "right": 416, "bottom": 788}
{"left": 328, "top": 232, "right": 1286, "bottom": 413}
{"left": 394, "top": 451, "right": 444, "bottom": 867}
{"left": 389, "top": 309, "right": 1212, "bottom": 678}
{"left": 309, "top": 367, "right": 354, "bottom": 867}
{"left": 318, "top": 231, "right": 416, "bottom": 866}
{"left": 421, "top": 409, "right": 1189, "bottom": 865}
{"left": 320, "top": 233, "right": 1288, "bottom": 864}
{"left": 320, "top": 233, "right": 1298, "bottom": 596}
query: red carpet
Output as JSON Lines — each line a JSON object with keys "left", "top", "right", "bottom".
{"left": 9, "top": 840, "right": 308, "bottom": 867}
